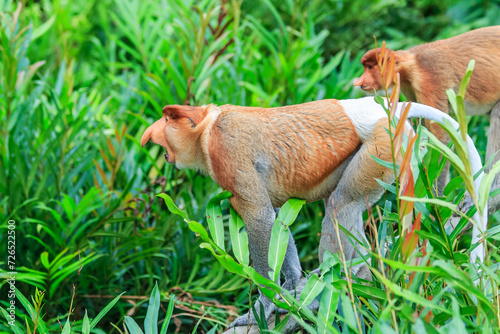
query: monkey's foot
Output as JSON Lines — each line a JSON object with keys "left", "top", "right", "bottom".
{"left": 229, "top": 298, "right": 276, "bottom": 328}
{"left": 229, "top": 313, "right": 258, "bottom": 328}
{"left": 224, "top": 312, "right": 301, "bottom": 334}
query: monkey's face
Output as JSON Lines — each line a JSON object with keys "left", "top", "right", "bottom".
{"left": 354, "top": 61, "right": 383, "bottom": 92}
{"left": 141, "top": 105, "right": 209, "bottom": 169}
{"left": 354, "top": 48, "right": 399, "bottom": 92}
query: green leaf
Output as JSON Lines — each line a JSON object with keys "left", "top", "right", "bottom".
{"left": 424, "top": 129, "right": 466, "bottom": 175}
{"left": 144, "top": 283, "right": 160, "bottom": 334}
{"left": 125, "top": 316, "right": 145, "bottom": 334}
{"left": 272, "top": 313, "right": 291, "bottom": 332}
{"left": 374, "top": 94, "right": 386, "bottom": 109}
{"left": 32, "top": 14, "right": 56, "bottom": 40}
{"left": 90, "top": 292, "right": 125, "bottom": 329}
{"left": 433, "top": 260, "right": 492, "bottom": 312}
{"left": 399, "top": 196, "right": 456, "bottom": 211}
{"left": 446, "top": 89, "right": 458, "bottom": 114}
{"left": 61, "top": 321, "right": 71, "bottom": 334}
{"left": 478, "top": 160, "right": 500, "bottom": 212}
{"left": 291, "top": 314, "right": 319, "bottom": 334}
{"left": 188, "top": 221, "right": 210, "bottom": 240}
{"left": 199, "top": 243, "right": 246, "bottom": 276}
{"left": 339, "top": 294, "right": 358, "bottom": 331}
{"left": 415, "top": 230, "right": 450, "bottom": 252}
{"left": 243, "top": 265, "right": 281, "bottom": 293}
{"left": 458, "top": 60, "right": 475, "bottom": 97}
{"left": 1, "top": 308, "right": 24, "bottom": 334}
{"left": 268, "top": 198, "right": 305, "bottom": 282}
{"left": 40, "top": 252, "right": 50, "bottom": 269}
{"left": 299, "top": 273, "right": 325, "bottom": 307}
{"left": 157, "top": 194, "right": 189, "bottom": 221}
{"left": 239, "top": 81, "right": 282, "bottom": 106}
{"left": 371, "top": 270, "right": 450, "bottom": 314}
{"left": 82, "top": 310, "right": 90, "bottom": 334}
{"left": 276, "top": 198, "right": 306, "bottom": 226}
{"left": 440, "top": 299, "right": 467, "bottom": 334}
{"left": 317, "top": 284, "right": 340, "bottom": 334}
{"left": 206, "top": 191, "right": 232, "bottom": 249}
{"left": 371, "top": 153, "right": 399, "bottom": 171}
{"left": 159, "top": 296, "right": 176, "bottom": 334}
{"left": 15, "top": 289, "right": 49, "bottom": 333}
{"left": 228, "top": 207, "right": 249, "bottom": 265}
{"left": 268, "top": 217, "right": 290, "bottom": 282}
{"left": 350, "top": 283, "right": 387, "bottom": 302}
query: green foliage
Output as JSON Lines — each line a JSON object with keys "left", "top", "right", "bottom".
{"left": 124, "top": 282, "right": 175, "bottom": 334}
{"left": 0, "top": 0, "right": 499, "bottom": 333}
{"left": 0, "top": 287, "right": 123, "bottom": 333}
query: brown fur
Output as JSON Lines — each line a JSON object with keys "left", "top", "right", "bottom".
{"left": 355, "top": 26, "right": 500, "bottom": 206}
{"left": 355, "top": 26, "right": 500, "bottom": 112}
{"left": 211, "top": 101, "right": 361, "bottom": 204}
{"left": 142, "top": 100, "right": 362, "bottom": 205}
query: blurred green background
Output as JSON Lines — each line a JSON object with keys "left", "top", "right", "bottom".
{"left": 1, "top": 0, "right": 499, "bottom": 332}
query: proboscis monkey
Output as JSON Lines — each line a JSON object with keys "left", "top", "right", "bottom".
{"left": 354, "top": 26, "right": 500, "bottom": 214}
{"left": 140, "top": 97, "right": 487, "bottom": 328}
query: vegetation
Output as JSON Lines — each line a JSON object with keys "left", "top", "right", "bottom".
{"left": 0, "top": 0, "right": 499, "bottom": 333}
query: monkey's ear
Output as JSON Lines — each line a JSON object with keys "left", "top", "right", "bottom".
{"left": 162, "top": 105, "right": 208, "bottom": 127}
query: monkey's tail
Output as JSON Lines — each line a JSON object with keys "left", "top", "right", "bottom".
{"left": 400, "top": 101, "right": 487, "bottom": 264}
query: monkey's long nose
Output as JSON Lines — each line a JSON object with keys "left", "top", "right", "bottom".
{"left": 141, "top": 118, "right": 167, "bottom": 147}
{"left": 353, "top": 77, "right": 363, "bottom": 86}
{"left": 141, "top": 123, "right": 155, "bottom": 147}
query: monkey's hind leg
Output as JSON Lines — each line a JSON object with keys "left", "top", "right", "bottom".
{"left": 319, "top": 119, "right": 396, "bottom": 281}
{"left": 487, "top": 101, "right": 500, "bottom": 215}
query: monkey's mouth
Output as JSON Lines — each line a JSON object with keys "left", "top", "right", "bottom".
{"left": 162, "top": 147, "right": 173, "bottom": 164}
{"left": 164, "top": 149, "right": 175, "bottom": 164}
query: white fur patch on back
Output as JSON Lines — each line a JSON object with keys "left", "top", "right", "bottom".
{"left": 339, "top": 97, "right": 389, "bottom": 140}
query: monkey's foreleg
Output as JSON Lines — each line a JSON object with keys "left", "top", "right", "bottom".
{"left": 228, "top": 195, "right": 302, "bottom": 328}
{"left": 487, "top": 101, "right": 500, "bottom": 215}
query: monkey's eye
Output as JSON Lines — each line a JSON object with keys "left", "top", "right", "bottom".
{"left": 165, "top": 116, "right": 169, "bottom": 122}
{"left": 367, "top": 65, "right": 373, "bottom": 70}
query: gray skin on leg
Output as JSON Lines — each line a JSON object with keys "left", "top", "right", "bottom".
{"left": 281, "top": 232, "right": 303, "bottom": 291}
{"left": 319, "top": 120, "right": 395, "bottom": 281}
{"left": 319, "top": 144, "right": 389, "bottom": 281}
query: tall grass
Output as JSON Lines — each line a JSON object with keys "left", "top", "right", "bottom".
{"left": 0, "top": 0, "right": 498, "bottom": 333}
